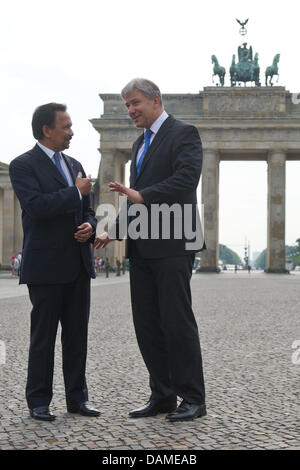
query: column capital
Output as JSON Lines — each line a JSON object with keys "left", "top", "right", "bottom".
{"left": 202, "top": 149, "right": 220, "bottom": 171}
{"left": 1, "top": 184, "right": 14, "bottom": 192}
{"left": 202, "top": 147, "right": 220, "bottom": 156}
{"left": 268, "top": 149, "right": 286, "bottom": 159}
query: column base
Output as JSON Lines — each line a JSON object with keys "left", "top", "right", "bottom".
{"left": 264, "top": 268, "right": 289, "bottom": 274}
{"left": 197, "top": 267, "right": 221, "bottom": 273}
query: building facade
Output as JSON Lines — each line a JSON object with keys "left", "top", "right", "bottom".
{"left": 0, "top": 162, "right": 23, "bottom": 269}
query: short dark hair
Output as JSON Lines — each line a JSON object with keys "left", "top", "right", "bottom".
{"left": 31, "top": 102, "right": 67, "bottom": 140}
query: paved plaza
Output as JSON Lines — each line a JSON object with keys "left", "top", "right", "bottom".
{"left": 0, "top": 270, "right": 299, "bottom": 450}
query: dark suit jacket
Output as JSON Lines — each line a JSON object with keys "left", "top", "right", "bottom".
{"left": 112, "top": 115, "right": 205, "bottom": 259}
{"left": 9, "top": 144, "right": 97, "bottom": 284}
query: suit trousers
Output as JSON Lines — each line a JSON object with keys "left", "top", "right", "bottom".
{"left": 26, "top": 265, "right": 90, "bottom": 409}
{"left": 129, "top": 243, "right": 205, "bottom": 405}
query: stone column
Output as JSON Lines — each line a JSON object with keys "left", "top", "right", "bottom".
{"left": 113, "top": 152, "right": 128, "bottom": 265}
{"left": 14, "top": 196, "right": 23, "bottom": 253}
{"left": 2, "top": 188, "right": 15, "bottom": 268}
{"left": 200, "top": 149, "right": 220, "bottom": 272}
{"left": 96, "top": 150, "right": 128, "bottom": 267}
{"left": 0, "top": 188, "right": 3, "bottom": 265}
{"left": 98, "top": 150, "right": 116, "bottom": 206}
{"left": 266, "top": 150, "right": 287, "bottom": 273}
{"left": 96, "top": 150, "right": 117, "bottom": 265}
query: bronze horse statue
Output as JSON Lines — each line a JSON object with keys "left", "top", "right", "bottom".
{"left": 211, "top": 55, "right": 226, "bottom": 87}
{"left": 265, "top": 54, "right": 280, "bottom": 86}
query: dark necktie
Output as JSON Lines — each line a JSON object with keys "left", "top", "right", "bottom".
{"left": 53, "top": 152, "right": 68, "bottom": 183}
{"left": 136, "top": 129, "right": 153, "bottom": 175}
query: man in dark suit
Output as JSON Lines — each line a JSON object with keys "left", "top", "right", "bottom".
{"left": 94, "top": 79, "right": 206, "bottom": 422}
{"left": 9, "top": 103, "right": 100, "bottom": 421}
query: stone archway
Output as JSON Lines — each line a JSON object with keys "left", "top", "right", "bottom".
{"left": 91, "top": 87, "right": 300, "bottom": 272}
{"left": 0, "top": 163, "right": 23, "bottom": 268}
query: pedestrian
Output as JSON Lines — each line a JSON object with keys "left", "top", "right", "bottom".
{"left": 94, "top": 78, "right": 206, "bottom": 422}
{"left": 17, "top": 252, "right": 22, "bottom": 277}
{"left": 116, "top": 258, "right": 121, "bottom": 276}
{"left": 13, "top": 256, "right": 19, "bottom": 276}
{"left": 11, "top": 254, "right": 16, "bottom": 276}
{"left": 9, "top": 102, "right": 100, "bottom": 421}
{"left": 122, "top": 257, "right": 126, "bottom": 275}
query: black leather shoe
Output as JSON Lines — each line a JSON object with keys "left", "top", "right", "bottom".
{"left": 166, "top": 401, "right": 206, "bottom": 421}
{"left": 67, "top": 401, "right": 100, "bottom": 417}
{"left": 29, "top": 406, "right": 56, "bottom": 421}
{"left": 129, "top": 398, "right": 177, "bottom": 418}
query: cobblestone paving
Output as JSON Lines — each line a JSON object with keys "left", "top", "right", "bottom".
{"left": 0, "top": 271, "right": 299, "bottom": 450}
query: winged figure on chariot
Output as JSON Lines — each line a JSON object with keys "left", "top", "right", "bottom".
{"left": 230, "top": 42, "right": 261, "bottom": 87}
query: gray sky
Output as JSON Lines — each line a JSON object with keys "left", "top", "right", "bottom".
{"left": 1, "top": 0, "right": 299, "bottom": 258}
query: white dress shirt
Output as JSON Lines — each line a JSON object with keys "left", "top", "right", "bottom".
{"left": 136, "top": 110, "right": 169, "bottom": 165}
{"left": 37, "top": 142, "right": 82, "bottom": 199}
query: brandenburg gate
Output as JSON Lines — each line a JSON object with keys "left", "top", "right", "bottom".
{"left": 91, "top": 86, "right": 300, "bottom": 272}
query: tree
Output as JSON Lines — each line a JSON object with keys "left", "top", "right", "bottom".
{"left": 219, "top": 244, "right": 242, "bottom": 265}
{"left": 286, "top": 245, "right": 299, "bottom": 258}
{"left": 290, "top": 238, "right": 300, "bottom": 265}
{"left": 292, "top": 253, "right": 300, "bottom": 265}
{"left": 255, "top": 249, "right": 266, "bottom": 269}
{"left": 255, "top": 240, "right": 300, "bottom": 269}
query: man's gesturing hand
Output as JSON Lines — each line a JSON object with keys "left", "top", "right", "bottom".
{"left": 74, "top": 222, "right": 93, "bottom": 243}
{"left": 76, "top": 172, "right": 92, "bottom": 195}
{"left": 109, "top": 182, "right": 144, "bottom": 203}
{"left": 93, "top": 232, "right": 115, "bottom": 249}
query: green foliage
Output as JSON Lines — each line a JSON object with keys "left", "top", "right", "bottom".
{"left": 286, "top": 245, "right": 299, "bottom": 258}
{"left": 287, "top": 239, "right": 300, "bottom": 265}
{"left": 254, "top": 240, "right": 300, "bottom": 269}
{"left": 255, "top": 249, "right": 267, "bottom": 269}
{"left": 292, "top": 253, "right": 300, "bottom": 265}
{"left": 219, "top": 244, "right": 242, "bottom": 265}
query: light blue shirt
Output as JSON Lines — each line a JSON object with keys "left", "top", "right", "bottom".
{"left": 136, "top": 110, "right": 169, "bottom": 165}
{"left": 37, "top": 142, "right": 82, "bottom": 199}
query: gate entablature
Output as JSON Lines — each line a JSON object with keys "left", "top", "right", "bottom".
{"left": 91, "top": 87, "right": 300, "bottom": 271}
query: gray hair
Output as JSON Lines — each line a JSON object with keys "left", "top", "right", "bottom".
{"left": 121, "top": 78, "right": 163, "bottom": 106}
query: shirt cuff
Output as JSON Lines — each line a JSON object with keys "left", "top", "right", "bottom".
{"left": 77, "top": 187, "right": 82, "bottom": 200}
